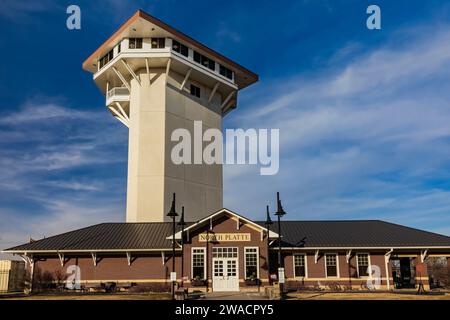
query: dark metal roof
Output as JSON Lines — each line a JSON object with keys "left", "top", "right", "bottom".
{"left": 256, "top": 220, "right": 450, "bottom": 248}
{"left": 4, "top": 223, "right": 186, "bottom": 252}
{"left": 4, "top": 220, "right": 450, "bottom": 253}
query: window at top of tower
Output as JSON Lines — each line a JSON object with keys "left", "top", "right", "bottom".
{"left": 129, "top": 38, "right": 143, "bottom": 49}
{"left": 99, "top": 49, "right": 114, "bottom": 69}
{"left": 172, "top": 40, "right": 189, "bottom": 57}
{"left": 220, "top": 64, "right": 233, "bottom": 80}
{"left": 193, "top": 51, "right": 215, "bottom": 71}
{"left": 151, "top": 38, "right": 165, "bottom": 49}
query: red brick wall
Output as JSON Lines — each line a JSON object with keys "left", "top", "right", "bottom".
{"left": 186, "top": 215, "right": 269, "bottom": 282}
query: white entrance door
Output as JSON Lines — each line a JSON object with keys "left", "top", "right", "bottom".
{"left": 212, "top": 247, "right": 239, "bottom": 292}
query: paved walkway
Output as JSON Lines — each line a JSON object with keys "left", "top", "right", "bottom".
{"left": 194, "top": 291, "right": 268, "bottom": 300}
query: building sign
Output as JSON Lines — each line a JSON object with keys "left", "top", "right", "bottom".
{"left": 198, "top": 233, "right": 251, "bottom": 242}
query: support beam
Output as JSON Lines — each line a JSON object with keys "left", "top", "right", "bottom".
{"left": 314, "top": 250, "right": 320, "bottom": 264}
{"left": 145, "top": 58, "right": 151, "bottom": 86}
{"left": 208, "top": 82, "right": 220, "bottom": 103}
{"left": 106, "top": 81, "right": 109, "bottom": 94}
{"left": 112, "top": 66, "right": 131, "bottom": 91}
{"left": 220, "top": 91, "right": 235, "bottom": 110}
{"left": 109, "top": 106, "right": 130, "bottom": 127}
{"left": 180, "top": 68, "right": 192, "bottom": 90}
{"left": 346, "top": 250, "right": 352, "bottom": 263}
{"left": 161, "top": 251, "right": 165, "bottom": 266}
{"left": 121, "top": 59, "right": 141, "bottom": 86}
{"left": 115, "top": 102, "right": 129, "bottom": 121}
{"left": 420, "top": 249, "right": 429, "bottom": 263}
{"left": 186, "top": 229, "right": 190, "bottom": 242}
{"left": 385, "top": 248, "right": 393, "bottom": 290}
{"left": 126, "top": 252, "right": 132, "bottom": 266}
{"left": 58, "top": 253, "right": 65, "bottom": 267}
{"left": 114, "top": 115, "right": 130, "bottom": 128}
{"left": 166, "top": 59, "right": 171, "bottom": 77}
{"left": 91, "top": 252, "right": 98, "bottom": 266}
{"left": 236, "top": 217, "right": 239, "bottom": 230}
{"left": 210, "top": 217, "right": 213, "bottom": 230}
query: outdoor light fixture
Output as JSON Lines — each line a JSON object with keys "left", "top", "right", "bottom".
{"left": 167, "top": 193, "right": 178, "bottom": 300}
{"left": 178, "top": 206, "right": 186, "bottom": 287}
{"left": 265, "top": 205, "right": 273, "bottom": 284}
{"left": 274, "top": 192, "right": 286, "bottom": 300}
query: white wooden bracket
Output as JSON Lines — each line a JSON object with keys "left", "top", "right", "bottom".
{"left": 314, "top": 250, "right": 320, "bottom": 264}
{"left": 57, "top": 252, "right": 67, "bottom": 267}
{"left": 208, "top": 82, "right": 220, "bottom": 103}
{"left": 91, "top": 252, "right": 98, "bottom": 266}
{"left": 220, "top": 91, "right": 235, "bottom": 110}
{"left": 165, "top": 59, "right": 171, "bottom": 85}
{"left": 420, "top": 249, "right": 429, "bottom": 263}
{"left": 121, "top": 59, "right": 141, "bottom": 86}
{"left": 126, "top": 252, "right": 132, "bottom": 266}
{"left": 346, "top": 250, "right": 352, "bottom": 263}
{"left": 180, "top": 68, "right": 192, "bottom": 90}
{"left": 115, "top": 102, "right": 130, "bottom": 121}
{"left": 112, "top": 66, "right": 131, "bottom": 91}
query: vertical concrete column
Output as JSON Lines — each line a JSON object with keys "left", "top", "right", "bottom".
{"left": 126, "top": 68, "right": 167, "bottom": 222}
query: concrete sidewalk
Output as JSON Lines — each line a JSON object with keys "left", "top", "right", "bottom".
{"left": 198, "top": 292, "right": 268, "bottom": 300}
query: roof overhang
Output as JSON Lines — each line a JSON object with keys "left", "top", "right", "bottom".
{"left": 2, "top": 248, "right": 178, "bottom": 255}
{"left": 82, "top": 10, "right": 258, "bottom": 90}
{"left": 167, "top": 208, "right": 279, "bottom": 240}
{"left": 278, "top": 246, "right": 450, "bottom": 251}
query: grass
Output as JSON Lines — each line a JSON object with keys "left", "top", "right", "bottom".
{"left": 0, "top": 292, "right": 172, "bottom": 300}
{"left": 287, "top": 291, "right": 450, "bottom": 300}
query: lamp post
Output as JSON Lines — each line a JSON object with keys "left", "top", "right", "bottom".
{"left": 167, "top": 193, "right": 178, "bottom": 300}
{"left": 178, "top": 206, "right": 186, "bottom": 288}
{"left": 265, "top": 205, "right": 272, "bottom": 285}
{"left": 274, "top": 192, "right": 286, "bottom": 300}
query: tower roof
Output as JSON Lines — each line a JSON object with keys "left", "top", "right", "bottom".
{"left": 82, "top": 10, "right": 258, "bottom": 90}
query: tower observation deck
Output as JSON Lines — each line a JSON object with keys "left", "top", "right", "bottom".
{"left": 83, "top": 10, "right": 258, "bottom": 222}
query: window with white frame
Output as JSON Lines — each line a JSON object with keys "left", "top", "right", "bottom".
{"left": 294, "top": 254, "right": 306, "bottom": 277}
{"left": 128, "top": 38, "right": 143, "bottom": 49}
{"left": 325, "top": 254, "right": 338, "bottom": 277}
{"left": 212, "top": 247, "right": 238, "bottom": 258}
{"left": 245, "top": 248, "right": 258, "bottom": 279}
{"left": 172, "top": 40, "right": 189, "bottom": 57}
{"left": 192, "top": 248, "right": 205, "bottom": 279}
{"left": 357, "top": 254, "right": 369, "bottom": 277}
{"left": 151, "top": 37, "right": 165, "bottom": 49}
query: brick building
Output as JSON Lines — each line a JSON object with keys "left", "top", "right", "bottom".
{"left": 4, "top": 209, "right": 450, "bottom": 292}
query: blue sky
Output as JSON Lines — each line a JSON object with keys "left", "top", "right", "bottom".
{"left": 2, "top": 0, "right": 450, "bottom": 253}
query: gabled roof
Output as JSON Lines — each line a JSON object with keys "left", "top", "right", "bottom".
{"left": 82, "top": 10, "right": 258, "bottom": 89}
{"left": 255, "top": 220, "right": 450, "bottom": 248}
{"left": 4, "top": 223, "right": 186, "bottom": 253}
{"left": 4, "top": 216, "right": 450, "bottom": 254}
{"left": 168, "top": 208, "right": 279, "bottom": 240}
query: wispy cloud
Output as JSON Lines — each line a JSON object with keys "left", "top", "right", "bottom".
{"left": 0, "top": 100, "right": 127, "bottom": 252}
{"left": 224, "top": 24, "right": 450, "bottom": 235}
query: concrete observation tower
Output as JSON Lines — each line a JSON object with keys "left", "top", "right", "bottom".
{"left": 82, "top": 10, "right": 258, "bottom": 222}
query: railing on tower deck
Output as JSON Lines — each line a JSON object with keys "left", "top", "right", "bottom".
{"left": 106, "top": 87, "right": 130, "bottom": 106}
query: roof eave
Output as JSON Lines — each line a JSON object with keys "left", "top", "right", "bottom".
{"left": 81, "top": 9, "right": 258, "bottom": 87}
